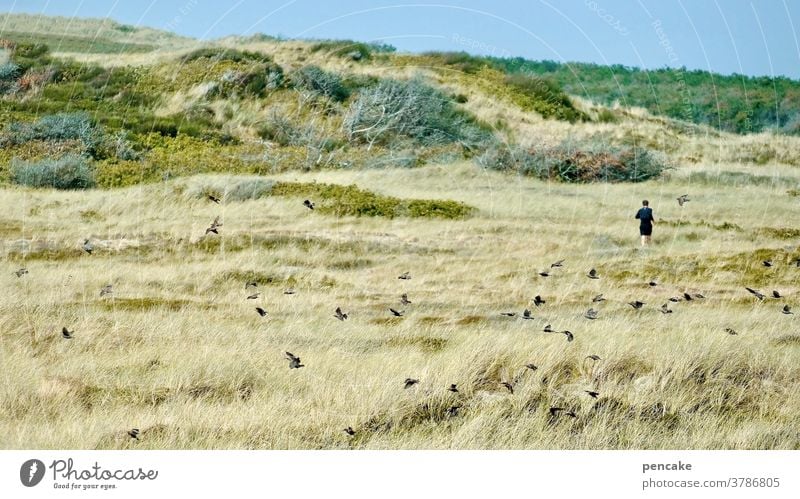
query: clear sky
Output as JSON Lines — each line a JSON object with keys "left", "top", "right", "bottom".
{"left": 2, "top": 0, "right": 799, "bottom": 79}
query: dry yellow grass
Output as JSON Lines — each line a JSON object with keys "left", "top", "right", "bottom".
{"left": 1, "top": 162, "right": 799, "bottom": 449}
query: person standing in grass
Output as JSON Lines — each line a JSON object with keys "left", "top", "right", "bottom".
{"left": 635, "top": 199, "right": 655, "bottom": 246}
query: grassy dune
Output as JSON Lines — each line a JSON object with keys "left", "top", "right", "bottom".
{"left": 1, "top": 162, "right": 799, "bottom": 449}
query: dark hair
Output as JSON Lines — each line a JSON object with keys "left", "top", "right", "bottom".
{"left": 642, "top": 200, "right": 649, "bottom": 206}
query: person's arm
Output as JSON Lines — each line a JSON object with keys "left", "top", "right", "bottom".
{"left": 635, "top": 209, "right": 641, "bottom": 220}
{"left": 651, "top": 212, "right": 655, "bottom": 224}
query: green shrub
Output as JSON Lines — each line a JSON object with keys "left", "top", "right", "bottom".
{"left": 11, "top": 154, "right": 96, "bottom": 189}
{"left": 291, "top": 65, "right": 350, "bottom": 101}
{"left": 0, "top": 62, "right": 20, "bottom": 81}
{"left": 2, "top": 112, "right": 100, "bottom": 149}
{"left": 503, "top": 73, "right": 586, "bottom": 122}
{"left": 309, "top": 40, "right": 393, "bottom": 61}
{"left": 179, "top": 47, "right": 274, "bottom": 65}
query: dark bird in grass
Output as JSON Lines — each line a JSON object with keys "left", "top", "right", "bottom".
{"left": 500, "top": 312, "right": 516, "bottom": 317}
{"left": 283, "top": 288, "right": 296, "bottom": 295}
{"left": 763, "top": 260, "right": 773, "bottom": 267}
{"left": 525, "top": 363, "right": 538, "bottom": 371}
{"left": 208, "top": 194, "right": 221, "bottom": 204}
{"left": 782, "top": 305, "right": 794, "bottom": 315}
{"left": 560, "top": 330, "right": 574, "bottom": 342}
{"left": 538, "top": 271, "right": 550, "bottom": 277}
{"left": 128, "top": 428, "right": 140, "bottom": 440}
{"left": 303, "top": 199, "right": 315, "bottom": 210}
{"left": 549, "top": 407, "right": 577, "bottom": 418}
{"left": 745, "top": 287, "right": 766, "bottom": 300}
{"left": 500, "top": 382, "right": 514, "bottom": 394}
{"left": 344, "top": 427, "right": 355, "bottom": 436}
{"left": 683, "top": 293, "right": 693, "bottom": 301}
{"left": 61, "top": 327, "right": 73, "bottom": 339}
{"left": 585, "top": 391, "right": 600, "bottom": 399}
{"left": 660, "top": 303, "right": 673, "bottom": 314}
{"left": 100, "top": 284, "right": 113, "bottom": 297}
{"left": 447, "top": 405, "right": 460, "bottom": 417}
{"left": 725, "top": 327, "right": 738, "bottom": 335}
{"left": 533, "top": 295, "right": 545, "bottom": 307}
{"left": 404, "top": 378, "right": 419, "bottom": 389}
{"left": 649, "top": 281, "right": 658, "bottom": 287}
{"left": 398, "top": 271, "right": 411, "bottom": 280}
{"left": 587, "top": 268, "right": 599, "bottom": 279}
{"left": 14, "top": 268, "right": 28, "bottom": 277}
{"left": 205, "top": 216, "right": 222, "bottom": 235}
{"left": 772, "top": 290, "right": 782, "bottom": 298}
{"left": 592, "top": 294, "right": 605, "bottom": 303}
{"left": 389, "top": 308, "right": 404, "bottom": 317}
{"left": 285, "top": 352, "right": 304, "bottom": 369}
{"left": 522, "top": 309, "right": 534, "bottom": 320}
{"left": 677, "top": 194, "right": 690, "bottom": 206}
{"left": 628, "top": 301, "right": 645, "bottom": 309}
{"left": 448, "top": 384, "right": 459, "bottom": 393}
{"left": 668, "top": 296, "right": 682, "bottom": 303}
{"left": 400, "top": 293, "right": 412, "bottom": 305}
{"left": 586, "top": 355, "right": 601, "bottom": 361}
{"left": 334, "top": 307, "right": 348, "bottom": 321}
{"left": 255, "top": 307, "right": 268, "bottom": 317}
{"left": 551, "top": 259, "right": 565, "bottom": 268}
{"left": 247, "top": 293, "right": 261, "bottom": 300}
{"left": 584, "top": 308, "right": 598, "bottom": 320}
{"left": 543, "top": 324, "right": 554, "bottom": 333}
{"left": 82, "top": 239, "right": 94, "bottom": 254}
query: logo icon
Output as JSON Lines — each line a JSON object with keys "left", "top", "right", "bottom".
{"left": 20, "top": 459, "right": 45, "bottom": 487}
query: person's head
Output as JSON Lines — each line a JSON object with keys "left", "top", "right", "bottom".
{"left": 642, "top": 200, "right": 649, "bottom": 207}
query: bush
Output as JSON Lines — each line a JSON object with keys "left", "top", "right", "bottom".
{"left": 2, "top": 112, "right": 100, "bottom": 150}
{"left": 0, "top": 62, "right": 20, "bottom": 81}
{"left": 179, "top": 47, "right": 274, "bottom": 65}
{"left": 11, "top": 154, "right": 96, "bottom": 189}
{"left": 291, "top": 65, "right": 350, "bottom": 102}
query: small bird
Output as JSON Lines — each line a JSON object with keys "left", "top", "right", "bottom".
{"left": 525, "top": 363, "right": 538, "bottom": 371}
{"left": 208, "top": 194, "right": 221, "bottom": 204}
{"left": 82, "top": 239, "right": 94, "bottom": 254}
{"left": 668, "top": 296, "right": 682, "bottom": 303}
{"left": 61, "top": 327, "right": 73, "bottom": 339}
{"left": 772, "top": 290, "right": 782, "bottom": 298}
{"left": 205, "top": 216, "right": 222, "bottom": 235}
{"left": 404, "top": 378, "right": 419, "bottom": 389}
{"left": 400, "top": 293, "right": 412, "bottom": 305}
{"left": 14, "top": 268, "right": 28, "bottom": 277}
{"left": 725, "top": 327, "right": 738, "bottom": 335}
{"left": 448, "top": 384, "right": 459, "bottom": 393}
{"left": 303, "top": 199, "right": 315, "bottom": 210}
{"left": 389, "top": 308, "right": 404, "bottom": 317}
{"left": 660, "top": 303, "right": 673, "bottom": 314}
{"left": 538, "top": 271, "right": 550, "bottom": 277}
{"left": 255, "top": 307, "right": 268, "bottom": 317}
{"left": 447, "top": 405, "right": 460, "bottom": 417}
{"left": 682, "top": 293, "right": 693, "bottom": 301}
{"left": 585, "top": 355, "right": 601, "bottom": 361}
{"left": 285, "top": 352, "right": 304, "bottom": 369}
{"left": 549, "top": 407, "right": 577, "bottom": 418}
{"left": 592, "top": 294, "right": 606, "bottom": 303}
{"left": 551, "top": 259, "right": 564, "bottom": 268}
{"left": 533, "top": 295, "right": 545, "bottom": 307}
{"left": 246, "top": 293, "right": 261, "bottom": 300}
{"left": 587, "top": 268, "right": 599, "bottom": 279}
{"left": 398, "top": 272, "right": 411, "bottom": 280}
{"left": 522, "top": 309, "right": 534, "bottom": 320}
{"left": 283, "top": 288, "right": 296, "bottom": 295}
{"left": 245, "top": 281, "right": 258, "bottom": 289}
{"left": 127, "top": 428, "right": 140, "bottom": 440}
{"left": 584, "top": 390, "right": 600, "bottom": 399}
{"left": 693, "top": 293, "right": 705, "bottom": 299}
{"left": 763, "top": 260, "right": 773, "bottom": 267}
{"left": 343, "top": 427, "right": 355, "bottom": 436}
{"left": 560, "top": 330, "right": 574, "bottom": 342}
{"left": 584, "top": 308, "right": 598, "bottom": 320}
{"left": 648, "top": 281, "right": 658, "bottom": 287}
{"left": 782, "top": 305, "right": 793, "bottom": 315}
{"left": 500, "top": 382, "right": 514, "bottom": 394}
{"left": 745, "top": 287, "right": 766, "bottom": 300}
{"left": 500, "top": 312, "right": 516, "bottom": 317}
{"left": 628, "top": 301, "right": 645, "bottom": 309}
{"left": 677, "top": 194, "right": 689, "bottom": 206}
{"left": 100, "top": 284, "right": 113, "bottom": 297}
{"left": 334, "top": 307, "right": 348, "bottom": 321}
{"left": 543, "top": 324, "right": 554, "bottom": 333}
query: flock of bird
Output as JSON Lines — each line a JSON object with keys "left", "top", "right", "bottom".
{"left": 9, "top": 192, "right": 799, "bottom": 442}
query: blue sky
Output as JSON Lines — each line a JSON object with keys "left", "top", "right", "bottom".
{"left": 2, "top": 0, "right": 799, "bottom": 78}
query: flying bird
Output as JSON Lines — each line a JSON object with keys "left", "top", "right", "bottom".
{"left": 543, "top": 324, "right": 554, "bottom": 333}
{"left": 500, "top": 382, "right": 514, "bottom": 394}
{"left": 677, "top": 194, "right": 690, "bottom": 206}
{"left": 127, "top": 428, "right": 140, "bottom": 440}
{"left": 255, "top": 307, "right": 268, "bottom": 317}
{"left": 448, "top": 384, "right": 459, "bottom": 393}
{"left": 205, "top": 216, "right": 222, "bottom": 235}
{"left": 61, "top": 327, "right": 73, "bottom": 339}
{"left": 303, "top": 199, "right": 315, "bottom": 210}
{"left": 660, "top": 303, "right": 673, "bottom": 314}
{"left": 208, "top": 194, "right": 221, "bottom": 204}
{"left": 245, "top": 281, "right": 258, "bottom": 289}
{"left": 682, "top": 293, "right": 693, "bottom": 301}
{"left": 584, "top": 308, "right": 598, "bottom": 320}
{"left": 538, "top": 271, "right": 550, "bottom": 277}
{"left": 285, "top": 352, "right": 304, "bottom": 369}
{"left": 668, "top": 296, "right": 682, "bottom": 303}
{"left": 560, "top": 330, "right": 574, "bottom": 342}
{"left": 343, "top": 427, "right": 355, "bottom": 436}
{"left": 550, "top": 259, "right": 564, "bottom": 268}
{"left": 772, "top": 290, "right": 782, "bottom": 298}
{"left": 447, "top": 406, "right": 460, "bottom": 417}
{"left": 549, "top": 407, "right": 577, "bottom": 418}
{"left": 404, "top": 378, "right": 419, "bottom": 389}
{"left": 246, "top": 293, "right": 261, "bottom": 300}
{"left": 584, "top": 390, "right": 600, "bottom": 399}
{"left": 533, "top": 295, "right": 545, "bottom": 307}
{"left": 592, "top": 294, "right": 606, "bottom": 303}
{"left": 745, "top": 287, "right": 766, "bottom": 300}
{"left": 334, "top": 307, "right": 348, "bottom": 321}
{"left": 522, "top": 309, "right": 534, "bottom": 320}
{"left": 500, "top": 312, "right": 516, "bottom": 317}
{"left": 14, "top": 268, "right": 28, "bottom": 277}
{"left": 587, "top": 268, "right": 599, "bottom": 279}
{"left": 782, "top": 305, "right": 793, "bottom": 315}
{"left": 648, "top": 281, "right": 658, "bottom": 287}
{"left": 400, "top": 293, "right": 412, "bottom": 305}
{"left": 82, "top": 239, "right": 94, "bottom": 254}
{"left": 100, "top": 284, "right": 113, "bottom": 297}
{"left": 389, "top": 308, "right": 405, "bottom": 317}
{"left": 763, "top": 260, "right": 773, "bottom": 267}
{"left": 398, "top": 272, "right": 411, "bottom": 280}
{"left": 585, "top": 355, "right": 601, "bottom": 361}
{"left": 283, "top": 288, "right": 296, "bottom": 295}
{"left": 628, "top": 301, "right": 645, "bottom": 309}
{"left": 725, "top": 327, "right": 738, "bottom": 335}
{"left": 525, "top": 363, "right": 538, "bottom": 371}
